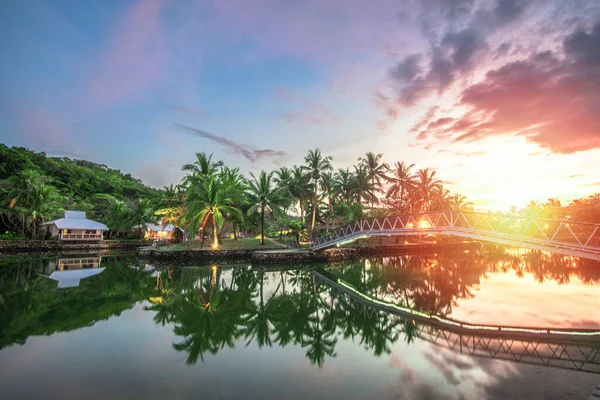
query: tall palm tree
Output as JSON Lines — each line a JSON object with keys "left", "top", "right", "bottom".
{"left": 358, "top": 152, "right": 389, "bottom": 209}
{"left": 220, "top": 167, "right": 247, "bottom": 240}
{"left": 333, "top": 168, "right": 354, "bottom": 205}
{"left": 431, "top": 185, "right": 451, "bottom": 211}
{"left": 321, "top": 171, "right": 336, "bottom": 215}
{"left": 4, "top": 169, "right": 47, "bottom": 236}
{"left": 288, "top": 166, "right": 311, "bottom": 223}
{"left": 181, "top": 152, "right": 224, "bottom": 186}
{"left": 349, "top": 165, "right": 375, "bottom": 206}
{"left": 385, "top": 162, "right": 415, "bottom": 213}
{"left": 183, "top": 177, "right": 241, "bottom": 248}
{"left": 448, "top": 193, "right": 473, "bottom": 211}
{"left": 413, "top": 168, "right": 442, "bottom": 212}
{"left": 302, "top": 149, "right": 332, "bottom": 237}
{"left": 246, "top": 171, "right": 288, "bottom": 245}
{"left": 131, "top": 198, "right": 156, "bottom": 239}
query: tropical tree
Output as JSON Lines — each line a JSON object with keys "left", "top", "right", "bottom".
{"left": 358, "top": 152, "right": 389, "bottom": 209}
{"left": 183, "top": 177, "right": 241, "bottom": 248}
{"left": 349, "top": 165, "right": 375, "bottom": 206}
{"left": 413, "top": 168, "right": 442, "bottom": 212}
{"left": 246, "top": 171, "right": 288, "bottom": 245}
{"left": 333, "top": 168, "right": 354, "bottom": 205}
{"left": 288, "top": 166, "right": 311, "bottom": 223}
{"left": 181, "top": 152, "right": 223, "bottom": 186}
{"left": 2, "top": 170, "right": 64, "bottom": 238}
{"left": 94, "top": 194, "right": 132, "bottom": 237}
{"left": 219, "top": 167, "right": 248, "bottom": 240}
{"left": 448, "top": 193, "right": 473, "bottom": 212}
{"left": 385, "top": 162, "right": 415, "bottom": 213}
{"left": 130, "top": 198, "right": 156, "bottom": 239}
{"left": 302, "top": 149, "right": 332, "bottom": 238}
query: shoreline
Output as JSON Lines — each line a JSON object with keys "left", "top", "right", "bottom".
{"left": 136, "top": 241, "right": 484, "bottom": 264}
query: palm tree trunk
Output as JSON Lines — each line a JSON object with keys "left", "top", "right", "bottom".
{"left": 310, "top": 181, "right": 318, "bottom": 238}
{"left": 233, "top": 221, "right": 237, "bottom": 240}
{"left": 299, "top": 199, "right": 304, "bottom": 223}
{"left": 212, "top": 214, "right": 219, "bottom": 248}
{"left": 371, "top": 177, "right": 374, "bottom": 211}
{"left": 260, "top": 206, "right": 265, "bottom": 245}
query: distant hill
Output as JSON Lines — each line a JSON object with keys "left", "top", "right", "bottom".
{"left": 0, "top": 144, "right": 160, "bottom": 212}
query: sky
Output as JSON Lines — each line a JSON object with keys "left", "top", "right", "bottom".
{"left": 1, "top": 0, "right": 599, "bottom": 210}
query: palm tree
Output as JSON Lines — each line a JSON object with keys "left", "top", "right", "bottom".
{"left": 29, "top": 184, "right": 64, "bottom": 239}
{"left": 183, "top": 177, "right": 241, "bottom": 248}
{"left": 430, "top": 185, "right": 451, "bottom": 211}
{"left": 219, "top": 167, "right": 247, "bottom": 240}
{"left": 333, "top": 168, "right": 354, "bottom": 205}
{"left": 246, "top": 171, "right": 288, "bottom": 245}
{"left": 181, "top": 152, "right": 224, "bottom": 186}
{"left": 302, "top": 149, "right": 332, "bottom": 238}
{"left": 349, "top": 165, "right": 375, "bottom": 206}
{"left": 4, "top": 170, "right": 45, "bottom": 236}
{"left": 4, "top": 170, "right": 64, "bottom": 238}
{"left": 321, "top": 171, "right": 336, "bottom": 215}
{"left": 448, "top": 193, "right": 473, "bottom": 211}
{"left": 385, "top": 162, "right": 415, "bottom": 213}
{"left": 413, "top": 168, "right": 442, "bottom": 212}
{"left": 131, "top": 198, "right": 156, "bottom": 239}
{"left": 288, "top": 166, "right": 311, "bottom": 223}
{"left": 358, "top": 152, "right": 389, "bottom": 209}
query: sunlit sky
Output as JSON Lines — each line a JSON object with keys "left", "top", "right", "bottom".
{"left": 1, "top": 0, "right": 599, "bottom": 210}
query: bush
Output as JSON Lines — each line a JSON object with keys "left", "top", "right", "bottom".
{"left": 125, "top": 232, "right": 139, "bottom": 240}
{"left": 0, "top": 231, "right": 27, "bottom": 241}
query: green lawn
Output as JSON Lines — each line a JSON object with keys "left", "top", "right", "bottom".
{"left": 156, "top": 237, "right": 287, "bottom": 251}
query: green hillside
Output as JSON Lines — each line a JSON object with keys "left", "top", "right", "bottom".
{"left": 0, "top": 144, "right": 162, "bottom": 238}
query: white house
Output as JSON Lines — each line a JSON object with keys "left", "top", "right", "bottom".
{"left": 43, "top": 211, "right": 108, "bottom": 241}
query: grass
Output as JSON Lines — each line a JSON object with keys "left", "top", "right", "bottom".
{"left": 156, "top": 237, "right": 287, "bottom": 251}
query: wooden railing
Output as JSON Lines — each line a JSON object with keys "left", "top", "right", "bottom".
{"left": 60, "top": 233, "right": 103, "bottom": 240}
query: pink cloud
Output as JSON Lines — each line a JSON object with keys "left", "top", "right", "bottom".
{"left": 13, "top": 105, "right": 70, "bottom": 148}
{"left": 206, "top": 0, "right": 402, "bottom": 62}
{"left": 272, "top": 88, "right": 297, "bottom": 102}
{"left": 279, "top": 103, "right": 340, "bottom": 126}
{"left": 85, "top": 0, "right": 165, "bottom": 108}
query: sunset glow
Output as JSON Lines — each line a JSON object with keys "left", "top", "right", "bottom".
{"left": 1, "top": 1, "right": 599, "bottom": 211}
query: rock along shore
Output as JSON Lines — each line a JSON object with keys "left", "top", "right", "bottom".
{"left": 0, "top": 240, "right": 146, "bottom": 258}
{"left": 137, "top": 241, "right": 484, "bottom": 264}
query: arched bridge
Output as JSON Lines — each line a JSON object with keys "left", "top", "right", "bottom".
{"left": 310, "top": 211, "right": 600, "bottom": 261}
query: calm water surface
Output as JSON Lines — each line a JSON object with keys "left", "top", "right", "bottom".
{"left": 0, "top": 247, "right": 599, "bottom": 400}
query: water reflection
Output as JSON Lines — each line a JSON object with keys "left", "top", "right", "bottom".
{"left": 0, "top": 247, "right": 598, "bottom": 373}
{"left": 41, "top": 256, "right": 105, "bottom": 288}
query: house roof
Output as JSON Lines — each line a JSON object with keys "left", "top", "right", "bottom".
{"left": 134, "top": 223, "right": 183, "bottom": 232}
{"left": 43, "top": 210, "right": 109, "bottom": 230}
{"left": 47, "top": 268, "right": 106, "bottom": 289}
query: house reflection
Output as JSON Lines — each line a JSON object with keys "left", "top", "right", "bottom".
{"left": 42, "top": 256, "right": 105, "bottom": 289}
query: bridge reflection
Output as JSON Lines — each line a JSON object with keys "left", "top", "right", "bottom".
{"left": 311, "top": 211, "right": 600, "bottom": 260}
{"left": 314, "top": 269, "right": 600, "bottom": 373}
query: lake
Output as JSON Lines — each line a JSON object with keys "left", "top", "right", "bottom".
{"left": 0, "top": 247, "right": 599, "bottom": 400}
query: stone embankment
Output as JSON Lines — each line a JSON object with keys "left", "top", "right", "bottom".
{"left": 0, "top": 240, "right": 146, "bottom": 258}
{"left": 137, "top": 241, "right": 483, "bottom": 264}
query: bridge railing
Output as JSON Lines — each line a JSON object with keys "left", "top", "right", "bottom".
{"left": 311, "top": 211, "right": 600, "bottom": 251}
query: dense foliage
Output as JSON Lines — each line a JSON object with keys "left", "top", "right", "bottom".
{"left": 1, "top": 143, "right": 598, "bottom": 242}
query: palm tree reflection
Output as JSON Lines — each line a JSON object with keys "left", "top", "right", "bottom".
{"left": 140, "top": 247, "right": 599, "bottom": 367}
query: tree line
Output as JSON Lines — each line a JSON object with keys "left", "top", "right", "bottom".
{"left": 1, "top": 144, "right": 599, "bottom": 242}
